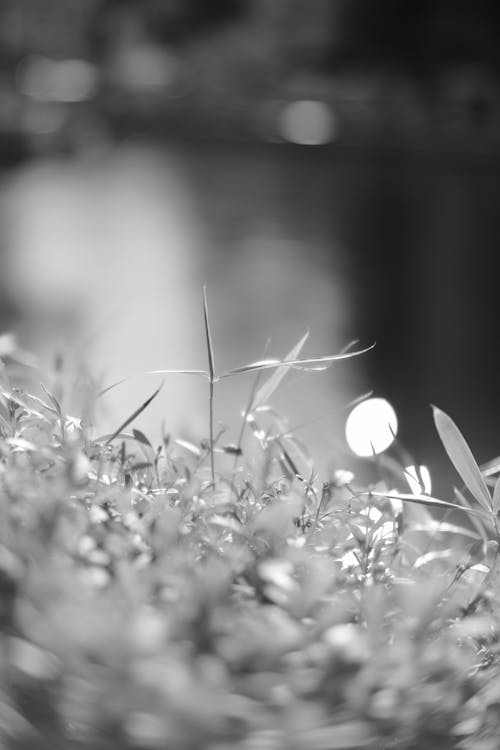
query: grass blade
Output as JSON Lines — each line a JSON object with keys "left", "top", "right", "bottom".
{"left": 22, "top": 391, "right": 59, "bottom": 416}
{"left": 368, "top": 491, "right": 492, "bottom": 521}
{"left": 145, "top": 369, "right": 209, "bottom": 379}
{"left": 454, "top": 487, "right": 489, "bottom": 542}
{"left": 432, "top": 406, "right": 492, "bottom": 512}
{"left": 277, "top": 390, "right": 374, "bottom": 438}
{"left": 218, "top": 342, "right": 375, "bottom": 380}
{"left": 40, "top": 383, "right": 63, "bottom": 419}
{"left": 252, "top": 331, "right": 309, "bottom": 410}
{"left": 95, "top": 432, "right": 135, "bottom": 443}
{"left": 203, "top": 285, "right": 215, "bottom": 383}
{"left": 480, "top": 456, "right": 500, "bottom": 478}
{"left": 98, "top": 370, "right": 209, "bottom": 399}
{"left": 493, "top": 476, "right": 500, "bottom": 514}
{"left": 132, "top": 428, "right": 152, "bottom": 448}
{"left": 97, "top": 378, "right": 129, "bottom": 398}
{"left": 105, "top": 382, "right": 164, "bottom": 446}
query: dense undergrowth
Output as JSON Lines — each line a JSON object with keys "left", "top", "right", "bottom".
{"left": 1, "top": 335, "right": 500, "bottom": 750}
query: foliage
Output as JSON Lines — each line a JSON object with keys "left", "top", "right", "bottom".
{"left": 1, "top": 342, "right": 500, "bottom": 749}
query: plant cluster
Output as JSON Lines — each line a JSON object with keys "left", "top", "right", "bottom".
{"left": 1, "top": 324, "right": 500, "bottom": 750}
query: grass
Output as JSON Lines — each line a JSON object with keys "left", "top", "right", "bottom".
{"left": 1, "top": 304, "right": 500, "bottom": 749}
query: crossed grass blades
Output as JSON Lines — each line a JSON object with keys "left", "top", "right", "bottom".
{"left": 2, "top": 292, "right": 500, "bottom": 748}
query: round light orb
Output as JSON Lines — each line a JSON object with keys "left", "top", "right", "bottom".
{"left": 345, "top": 398, "right": 398, "bottom": 457}
{"left": 279, "top": 100, "right": 336, "bottom": 146}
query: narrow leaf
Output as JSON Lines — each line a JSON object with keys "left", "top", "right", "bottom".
{"left": 276, "top": 390, "right": 374, "bottom": 438}
{"left": 480, "top": 456, "right": 500, "bottom": 478}
{"left": 40, "top": 383, "right": 62, "bottom": 418}
{"left": 462, "top": 538, "right": 493, "bottom": 570}
{"left": 105, "top": 382, "right": 164, "bottom": 446}
{"left": 414, "top": 549, "right": 453, "bottom": 569}
{"left": 432, "top": 406, "right": 492, "bottom": 512}
{"left": 367, "top": 491, "right": 491, "bottom": 521}
{"left": 94, "top": 432, "right": 135, "bottom": 443}
{"left": 203, "top": 285, "right": 215, "bottom": 382}
{"left": 132, "top": 428, "right": 152, "bottom": 448}
{"left": 454, "top": 487, "right": 489, "bottom": 542}
{"left": 253, "top": 331, "right": 309, "bottom": 410}
{"left": 145, "top": 369, "right": 209, "bottom": 378}
{"left": 493, "top": 476, "right": 500, "bottom": 514}
{"left": 98, "top": 370, "right": 209, "bottom": 399}
{"left": 0, "top": 391, "right": 49, "bottom": 422}
{"left": 97, "top": 378, "right": 129, "bottom": 398}
{"left": 23, "top": 391, "right": 59, "bottom": 415}
{"left": 174, "top": 438, "right": 201, "bottom": 457}
{"left": 219, "top": 342, "right": 375, "bottom": 380}
{"left": 132, "top": 427, "right": 155, "bottom": 463}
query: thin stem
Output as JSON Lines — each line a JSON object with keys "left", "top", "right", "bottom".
{"left": 203, "top": 285, "right": 216, "bottom": 486}
{"left": 208, "top": 377, "right": 215, "bottom": 485}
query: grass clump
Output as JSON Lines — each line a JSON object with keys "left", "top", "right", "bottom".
{"left": 1, "top": 316, "right": 500, "bottom": 749}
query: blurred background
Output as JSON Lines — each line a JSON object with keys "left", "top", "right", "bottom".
{"left": 1, "top": 0, "right": 500, "bottom": 492}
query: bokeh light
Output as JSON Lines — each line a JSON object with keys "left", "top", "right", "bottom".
{"left": 345, "top": 397, "right": 398, "bottom": 457}
{"left": 17, "top": 55, "right": 97, "bottom": 103}
{"left": 279, "top": 100, "right": 336, "bottom": 145}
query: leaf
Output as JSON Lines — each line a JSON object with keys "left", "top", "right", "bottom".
{"left": 432, "top": 406, "right": 492, "bottom": 513}
{"left": 203, "top": 284, "right": 215, "bottom": 382}
{"left": 453, "top": 487, "right": 489, "bottom": 542}
{"left": 145, "top": 369, "right": 209, "bottom": 378}
{"left": 493, "top": 476, "right": 500, "bottom": 514}
{"left": 132, "top": 429, "right": 152, "bottom": 448}
{"left": 367, "top": 491, "right": 491, "bottom": 521}
{"left": 462, "top": 538, "right": 493, "bottom": 570}
{"left": 40, "top": 383, "right": 62, "bottom": 418}
{"left": 98, "top": 370, "right": 209, "bottom": 399}
{"left": 218, "top": 342, "right": 375, "bottom": 380}
{"left": 94, "top": 432, "right": 135, "bottom": 443}
{"left": 276, "top": 390, "right": 375, "bottom": 439}
{"left": 480, "top": 456, "right": 500, "bottom": 478}
{"left": 105, "top": 382, "right": 164, "bottom": 446}
{"left": 0, "top": 391, "right": 49, "bottom": 422}
{"left": 97, "top": 378, "right": 129, "bottom": 398}
{"left": 174, "top": 438, "right": 201, "bottom": 457}
{"left": 22, "top": 391, "right": 59, "bottom": 415}
{"left": 414, "top": 549, "right": 453, "bottom": 569}
{"left": 252, "top": 331, "right": 309, "bottom": 410}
